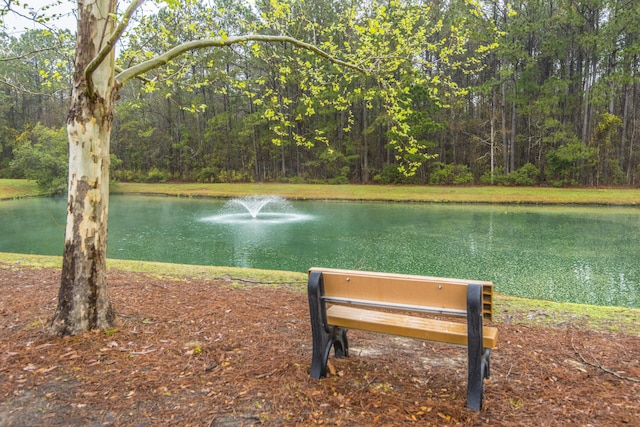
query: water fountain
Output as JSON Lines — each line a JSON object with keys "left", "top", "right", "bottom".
{"left": 200, "top": 195, "right": 313, "bottom": 224}
{"left": 229, "top": 195, "right": 284, "bottom": 219}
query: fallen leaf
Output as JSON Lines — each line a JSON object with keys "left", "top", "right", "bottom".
{"left": 60, "top": 351, "right": 79, "bottom": 360}
{"left": 564, "top": 359, "right": 587, "bottom": 373}
{"left": 36, "top": 343, "right": 55, "bottom": 350}
{"left": 437, "top": 412, "right": 451, "bottom": 422}
{"left": 327, "top": 361, "right": 337, "bottom": 376}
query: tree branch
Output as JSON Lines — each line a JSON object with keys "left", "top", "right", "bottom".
{"left": 116, "top": 34, "right": 366, "bottom": 85}
{"left": 0, "top": 46, "right": 61, "bottom": 62}
{"left": 85, "top": 0, "right": 144, "bottom": 98}
{"left": 0, "top": 78, "right": 68, "bottom": 96}
{"left": 570, "top": 330, "right": 640, "bottom": 383}
{"left": 114, "top": 64, "right": 150, "bottom": 84}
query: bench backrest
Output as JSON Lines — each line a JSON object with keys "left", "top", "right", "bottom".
{"left": 308, "top": 267, "right": 493, "bottom": 321}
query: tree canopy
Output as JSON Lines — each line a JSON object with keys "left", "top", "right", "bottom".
{"left": 0, "top": 0, "right": 640, "bottom": 186}
{"left": 3, "top": 0, "right": 640, "bottom": 189}
{"left": 2, "top": 0, "right": 503, "bottom": 186}
{"left": 1, "top": 1, "right": 639, "bottom": 337}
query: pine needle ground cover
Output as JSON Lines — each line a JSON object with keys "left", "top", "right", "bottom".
{"left": 1, "top": 263, "right": 638, "bottom": 426}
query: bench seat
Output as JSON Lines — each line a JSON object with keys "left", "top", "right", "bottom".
{"left": 326, "top": 305, "right": 498, "bottom": 348}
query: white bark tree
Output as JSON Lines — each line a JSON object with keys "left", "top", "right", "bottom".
{"left": 48, "top": 0, "right": 364, "bottom": 335}
{"left": 49, "top": 0, "right": 122, "bottom": 335}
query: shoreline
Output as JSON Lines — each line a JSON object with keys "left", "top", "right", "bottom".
{"left": 2, "top": 252, "right": 638, "bottom": 336}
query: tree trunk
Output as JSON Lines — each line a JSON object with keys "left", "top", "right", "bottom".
{"left": 362, "top": 100, "right": 369, "bottom": 183}
{"left": 620, "top": 81, "right": 630, "bottom": 172}
{"left": 490, "top": 87, "right": 496, "bottom": 184}
{"left": 501, "top": 80, "right": 508, "bottom": 172}
{"left": 510, "top": 88, "right": 516, "bottom": 173}
{"left": 49, "top": 0, "right": 118, "bottom": 336}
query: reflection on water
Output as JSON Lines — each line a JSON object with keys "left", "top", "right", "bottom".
{"left": 201, "top": 212, "right": 314, "bottom": 225}
{"left": 0, "top": 195, "right": 638, "bottom": 308}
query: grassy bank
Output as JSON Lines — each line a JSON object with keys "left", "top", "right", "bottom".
{"left": 1, "top": 252, "right": 638, "bottom": 336}
{"left": 113, "top": 182, "right": 640, "bottom": 205}
{"left": 0, "top": 179, "right": 46, "bottom": 200}
{"left": 4, "top": 179, "right": 640, "bottom": 205}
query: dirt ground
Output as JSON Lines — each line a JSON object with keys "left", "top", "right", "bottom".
{"left": 1, "top": 262, "right": 639, "bottom": 426}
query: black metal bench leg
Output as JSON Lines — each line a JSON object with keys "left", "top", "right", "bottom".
{"left": 309, "top": 272, "right": 350, "bottom": 379}
{"left": 310, "top": 325, "right": 332, "bottom": 379}
{"left": 333, "top": 327, "right": 349, "bottom": 358}
{"left": 309, "top": 272, "right": 328, "bottom": 378}
{"left": 482, "top": 348, "right": 491, "bottom": 379}
{"left": 466, "top": 283, "right": 485, "bottom": 411}
{"left": 309, "top": 326, "right": 349, "bottom": 378}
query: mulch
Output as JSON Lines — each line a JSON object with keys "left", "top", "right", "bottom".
{"left": 1, "top": 262, "right": 639, "bottom": 426}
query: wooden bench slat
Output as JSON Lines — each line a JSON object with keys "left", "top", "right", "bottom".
{"left": 310, "top": 267, "right": 494, "bottom": 321}
{"left": 322, "top": 296, "right": 468, "bottom": 317}
{"left": 327, "top": 305, "right": 498, "bottom": 349}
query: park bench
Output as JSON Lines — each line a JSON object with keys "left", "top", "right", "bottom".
{"left": 307, "top": 267, "right": 498, "bottom": 411}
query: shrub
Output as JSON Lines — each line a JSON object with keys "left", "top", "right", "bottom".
{"left": 481, "top": 164, "right": 540, "bottom": 186}
{"left": 428, "top": 163, "right": 473, "bottom": 185}
{"left": 546, "top": 140, "right": 596, "bottom": 185}
{"left": 196, "top": 167, "right": 217, "bottom": 183}
{"left": 373, "top": 164, "right": 420, "bottom": 184}
{"left": 9, "top": 124, "right": 68, "bottom": 195}
{"left": 112, "top": 169, "right": 146, "bottom": 182}
{"left": 328, "top": 176, "right": 349, "bottom": 185}
{"left": 507, "top": 163, "right": 539, "bottom": 186}
{"left": 145, "top": 168, "right": 168, "bottom": 183}
{"left": 480, "top": 167, "right": 505, "bottom": 185}
{"left": 217, "top": 169, "right": 252, "bottom": 183}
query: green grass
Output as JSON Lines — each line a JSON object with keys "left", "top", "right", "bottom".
{"left": 112, "top": 182, "right": 640, "bottom": 205}
{"left": 3, "top": 179, "right": 639, "bottom": 205}
{"left": 0, "top": 179, "right": 46, "bottom": 200}
{"left": 2, "top": 252, "right": 638, "bottom": 335}
{"left": 495, "top": 293, "right": 640, "bottom": 336}
{"left": 0, "top": 252, "right": 305, "bottom": 288}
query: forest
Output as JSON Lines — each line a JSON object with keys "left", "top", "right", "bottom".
{"left": 1, "top": 0, "right": 639, "bottom": 192}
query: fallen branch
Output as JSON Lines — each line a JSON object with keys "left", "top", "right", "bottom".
{"left": 255, "top": 367, "right": 280, "bottom": 379}
{"left": 570, "top": 331, "right": 640, "bottom": 383}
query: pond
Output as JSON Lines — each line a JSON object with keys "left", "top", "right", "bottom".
{"left": 1, "top": 195, "right": 638, "bottom": 308}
